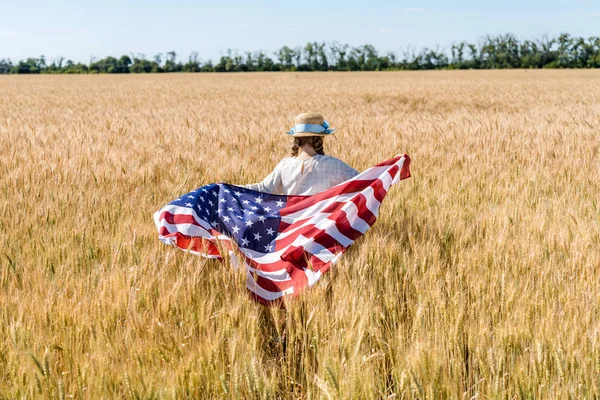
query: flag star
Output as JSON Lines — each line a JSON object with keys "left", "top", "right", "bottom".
{"left": 254, "top": 232, "right": 262, "bottom": 241}
{"left": 187, "top": 195, "right": 195, "bottom": 199}
{"left": 276, "top": 200, "right": 284, "bottom": 207}
{"left": 202, "top": 188, "right": 208, "bottom": 193}
{"left": 219, "top": 198, "right": 227, "bottom": 203}
{"left": 208, "top": 200, "right": 214, "bottom": 206}
{"left": 263, "top": 206, "right": 271, "bottom": 213}
{"left": 266, "top": 227, "right": 275, "bottom": 236}
{"left": 223, "top": 188, "right": 230, "bottom": 193}
{"left": 212, "top": 191, "right": 218, "bottom": 197}
{"left": 264, "top": 244, "right": 272, "bottom": 252}
{"left": 231, "top": 225, "right": 240, "bottom": 234}
{"left": 251, "top": 206, "right": 258, "bottom": 211}
{"left": 245, "top": 220, "right": 254, "bottom": 227}
{"left": 176, "top": 198, "right": 182, "bottom": 201}
{"left": 216, "top": 209, "right": 222, "bottom": 214}
{"left": 199, "top": 197, "right": 205, "bottom": 202}
{"left": 227, "top": 207, "right": 234, "bottom": 212}
{"left": 258, "top": 215, "right": 266, "bottom": 222}
{"left": 223, "top": 216, "right": 231, "bottom": 223}
{"left": 185, "top": 202, "right": 193, "bottom": 207}
{"left": 234, "top": 191, "right": 242, "bottom": 196}
{"left": 211, "top": 221, "right": 218, "bottom": 228}
{"left": 240, "top": 237, "right": 249, "bottom": 247}
{"left": 242, "top": 200, "right": 250, "bottom": 205}
{"left": 255, "top": 196, "right": 263, "bottom": 204}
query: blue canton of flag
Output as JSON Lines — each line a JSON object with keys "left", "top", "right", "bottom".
{"left": 168, "top": 183, "right": 287, "bottom": 253}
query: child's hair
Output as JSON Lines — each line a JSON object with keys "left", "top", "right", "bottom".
{"left": 290, "top": 136, "right": 325, "bottom": 157}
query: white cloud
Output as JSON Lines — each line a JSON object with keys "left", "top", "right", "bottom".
{"left": 406, "top": 7, "right": 424, "bottom": 12}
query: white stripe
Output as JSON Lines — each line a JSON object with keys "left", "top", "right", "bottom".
{"left": 240, "top": 247, "right": 288, "bottom": 263}
{"left": 304, "top": 268, "right": 323, "bottom": 287}
{"left": 157, "top": 221, "right": 213, "bottom": 239}
{"left": 242, "top": 260, "right": 292, "bottom": 282}
{"left": 361, "top": 186, "right": 382, "bottom": 217}
{"left": 392, "top": 157, "right": 406, "bottom": 184}
{"left": 310, "top": 215, "right": 354, "bottom": 247}
{"left": 380, "top": 171, "right": 393, "bottom": 192}
{"left": 154, "top": 204, "right": 213, "bottom": 231}
{"left": 329, "top": 252, "right": 343, "bottom": 264}
{"left": 245, "top": 273, "right": 294, "bottom": 301}
{"left": 300, "top": 236, "right": 337, "bottom": 263}
{"left": 276, "top": 212, "right": 352, "bottom": 247}
{"left": 340, "top": 200, "right": 371, "bottom": 233}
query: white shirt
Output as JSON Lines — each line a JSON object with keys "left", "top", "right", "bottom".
{"left": 243, "top": 154, "right": 359, "bottom": 195}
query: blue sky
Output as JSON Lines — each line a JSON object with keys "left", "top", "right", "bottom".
{"left": 0, "top": 0, "right": 599, "bottom": 63}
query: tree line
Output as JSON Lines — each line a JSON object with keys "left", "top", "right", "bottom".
{"left": 2, "top": 33, "right": 600, "bottom": 74}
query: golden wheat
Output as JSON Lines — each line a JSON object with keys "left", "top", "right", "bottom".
{"left": 0, "top": 71, "right": 599, "bottom": 399}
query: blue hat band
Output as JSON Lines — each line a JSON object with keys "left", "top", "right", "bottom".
{"left": 287, "top": 121, "right": 334, "bottom": 135}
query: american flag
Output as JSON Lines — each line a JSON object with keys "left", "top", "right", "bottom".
{"left": 154, "top": 154, "right": 411, "bottom": 305}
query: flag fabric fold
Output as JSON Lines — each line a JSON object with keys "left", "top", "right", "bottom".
{"left": 153, "top": 154, "right": 411, "bottom": 305}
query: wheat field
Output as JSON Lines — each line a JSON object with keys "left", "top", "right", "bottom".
{"left": 0, "top": 71, "right": 599, "bottom": 399}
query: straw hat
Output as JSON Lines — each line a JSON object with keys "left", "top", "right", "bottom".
{"left": 286, "top": 112, "right": 336, "bottom": 137}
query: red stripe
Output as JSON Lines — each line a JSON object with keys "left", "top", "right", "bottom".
{"left": 162, "top": 233, "right": 222, "bottom": 257}
{"left": 386, "top": 164, "right": 400, "bottom": 183}
{"left": 350, "top": 193, "right": 377, "bottom": 226}
{"left": 370, "top": 179, "right": 388, "bottom": 203}
{"left": 327, "top": 209, "right": 365, "bottom": 240}
{"left": 400, "top": 154, "right": 411, "bottom": 180}
{"left": 252, "top": 273, "right": 295, "bottom": 292}
{"left": 284, "top": 194, "right": 310, "bottom": 208}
